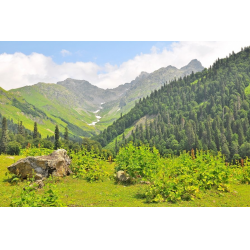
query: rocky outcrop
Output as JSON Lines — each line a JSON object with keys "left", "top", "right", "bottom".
{"left": 8, "top": 149, "right": 72, "bottom": 180}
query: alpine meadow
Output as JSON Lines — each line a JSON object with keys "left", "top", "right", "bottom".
{"left": 1, "top": 43, "right": 250, "bottom": 207}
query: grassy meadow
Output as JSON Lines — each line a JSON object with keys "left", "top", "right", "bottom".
{"left": 1, "top": 146, "right": 250, "bottom": 207}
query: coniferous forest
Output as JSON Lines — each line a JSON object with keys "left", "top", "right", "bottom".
{"left": 94, "top": 47, "right": 250, "bottom": 161}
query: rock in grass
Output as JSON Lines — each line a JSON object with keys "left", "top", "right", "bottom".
{"left": 8, "top": 149, "right": 72, "bottom": 180}
{"left": 116, "top": 170, "right": 130, "bottom": 182}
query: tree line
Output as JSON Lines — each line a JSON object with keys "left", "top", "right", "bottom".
{"left": 93, "top": 46, "right": 250, "bottom": 161}
{"left": 0, "top": 117, "right": 112, "bottom": 158}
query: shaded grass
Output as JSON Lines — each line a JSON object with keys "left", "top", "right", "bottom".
{"left": 1, "top": 155, "right": 250, "bottom": 207}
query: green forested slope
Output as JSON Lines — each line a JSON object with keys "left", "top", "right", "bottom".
{"left": 94, "top": 47, "right": 250, "bottom": 161}
{"left": 98, "top": 59, "right": 204, "bottom": 126}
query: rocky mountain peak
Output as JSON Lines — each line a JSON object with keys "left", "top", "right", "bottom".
{"left": 137, "top": 71, "right": 149, "bottom": 79}
{"left": 180, "top": 59, "right": 204, "bottom": 72}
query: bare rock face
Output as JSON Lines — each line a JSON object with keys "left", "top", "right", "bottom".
{"left": 8, "top": 149, "right": 72, "bottom": 180}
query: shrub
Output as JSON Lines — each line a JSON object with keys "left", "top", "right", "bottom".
{"left": 10, "top": 181, "right": 64, "bottom": 207}
{"left": 20, "top": 147, "right": 53, "bottom": 157}
{"left": 70, "top": 148, "right": 109, "bottom": 182}
{"left": 144, "top": 150, "right": 231, "bottom": 203}
{"left": 7, "top": 141, "right": 21, "bottom": 155}
{"left": 115, "top": 143, "right": 161, "bottom": 181}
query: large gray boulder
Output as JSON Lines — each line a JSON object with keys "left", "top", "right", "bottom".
{"left": 8, "top": 149, "right": 72, "bottom": 180}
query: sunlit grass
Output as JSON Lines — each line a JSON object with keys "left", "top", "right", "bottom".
{"left": 1, "top": 154, "right": 250, "bottom": 207}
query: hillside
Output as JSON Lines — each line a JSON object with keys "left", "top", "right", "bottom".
{"left": 98, "top": 59, "right": 204, "bottom": 126}
{"left": 3, "top": 60, "right": 203, "bottom": 138}
{"left": 11, "top": 83, "right": 96, "bottom": 137}
{"left": 94, "top": 47, "right": 250, "bottom": 161}
{"left": 0, "top": 86, "right": 63, "bottom": 136}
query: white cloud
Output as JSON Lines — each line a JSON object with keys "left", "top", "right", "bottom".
{"left": 60, "top": 49, "right": 72, "bottom": 57}
{"left": 0, "top": 42, "right": 250, "bottom": 91}
{"left": 0, "top": 52, "right": 100, "bottom": 90}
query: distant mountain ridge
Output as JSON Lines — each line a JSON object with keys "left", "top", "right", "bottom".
{"left": 0, "top": 59, "right": 204, "bottom": 138}
{"left": 98, "top": 59, "right": 204, "bottom": 125}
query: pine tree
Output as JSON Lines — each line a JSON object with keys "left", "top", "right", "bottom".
{"left": 237, "top": 121, "right": 245, "bottom": 146}
{"left": 0, "top": 117, "right": 8, "bottom": 154}
{"left": 226, "top": 122, "right": 232, "bottom": 147}
{"left": 185, "top": 122, "right": 195, "bottom": 150}
{"left": 222, "top": 143, "right": 230, "bottom": 161}
{"left": 64, "top": 126, "right": 69, "bottom": 141}
{"left": 33, "top": 122, "right": 38, "bottom": 139}
{"left": 145, "top": 119, "right": 150, "bottom": 141}
{"left": 115, "top": 138, "right": 118, "bottom": 154}
{"left": 54, "top": 125, "right": 60, "bottom": 150}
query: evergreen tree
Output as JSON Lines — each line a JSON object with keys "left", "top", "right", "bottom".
{"left": 18, "top": 121, "right": 24, "bottom": 135}
{"left": 237, "top": 121, "right": 245, "bottom": 146}
{"left": 185, "top": 122, "right": 195, "bottom": 150}
{"left": 33, "top": 122, "right": 38, "bottom": 139}
{"left": 226, "top": 122, "right": 232, "bottom": 147}
{"left": 115, "top": 138, "right": 118, "bottom": 154}
{"left": 0, "top": 117, "right": 8, "bottom": 154}
{"left": 64, "top": 126, "right": 69, "bottom": 141}
{"left": 54, "top": 125, "right": 60, "bottom": 150}
{"left": 222, "top": 143, "right": 230, "bottom": 161}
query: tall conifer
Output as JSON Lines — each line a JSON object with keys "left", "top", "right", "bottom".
{"left": 33, "top": 122, "right": 38, "bottom": 139}
{"left": 0, "top": 117, "right": 8, "bottom": 154}
{"left": 64, "top": 126, "right": 69, "bottom": 141}
{"left": 54, "top": 125, "right": 60, "bottom": 149}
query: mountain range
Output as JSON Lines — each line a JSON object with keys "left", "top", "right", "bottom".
{"left": 0, "top": 59, "right": 204, "bottom": 138}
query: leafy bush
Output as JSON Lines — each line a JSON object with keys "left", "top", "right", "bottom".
{"left": 20, "top": 147, "right": 54, "bottom": 157}
{"left": 70, "top": 148, "right": 109, "bottom": 182}
{"left": 143, "top": 150, "right": 231, "bottom": 203}
{"left": 115, "top": 143, "right": 161, "bottom": 181}
{"left": 6, "top": 141, "right": 21, "bottom": 155}
{"left": 4, "top": 172, "right": 21, "bottom": 185}
{"left": 10, "top": 181, "right": 64, "bottom": 207}
{"left": 237, "top": 158, "right": 250, "bottom": 184}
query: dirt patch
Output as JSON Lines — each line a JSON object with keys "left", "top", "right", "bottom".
{"left": 6, "top": 156, "right": 15, "bottom": 159}
{"left": 46, "top": 128, "right": 54, "bottom": 134}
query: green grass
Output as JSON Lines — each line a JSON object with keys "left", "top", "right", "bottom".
{"left": 1, "top": 84, "right": 97, "bottom": 138}
{"left": 1, "top": 154, "right": 250, "bottom": 207}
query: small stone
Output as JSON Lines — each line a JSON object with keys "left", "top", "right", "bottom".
{"left": 35, "top": 180, "right": 44, "bottom": 189}
{"left": 116, "top": 170, "right": 130, "bottom": 182}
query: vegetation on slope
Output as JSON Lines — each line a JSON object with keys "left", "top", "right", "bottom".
{"left": 94, "top": 46, "right": 250, "bottom": 162}
{"left": 11, "top": 83, "right": 96, "bottom": 137}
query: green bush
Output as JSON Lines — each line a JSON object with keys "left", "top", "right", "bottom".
{"left": 115, "top": 143, "right": 161, "bottom": 181}
{"left": 10, "top": 181, "right": 64, "bottom": 207}
{"left": 237, "top": 157, "right": 250, "bottom": 184}
{"left": 6, "top": 141, "right": 21, "bottom": 155}
{"left": 143, "top": 150, "right": 231, "bottom": 203}
{"left": 70, "top": 148, "right": 109, "bottom": 182}
{"left": 20, "top": 147, "right": 54, "bottom": 157}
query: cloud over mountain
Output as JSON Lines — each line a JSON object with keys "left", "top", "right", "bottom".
{"left": 0, "top": 41, "right": 249, "bottom": 90}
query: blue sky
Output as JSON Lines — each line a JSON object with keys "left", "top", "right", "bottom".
{"left": 0, "top": 41, "right": 174, "bottom": 65}
{"left": 0, "top": 41, "right": 249, "bottom": 90}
